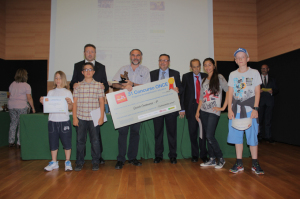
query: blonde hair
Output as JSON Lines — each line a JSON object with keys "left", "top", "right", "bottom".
{"left": 53, "top": 71, "right": 68, "bottom": 89}
{"left": 14, "top": 68, "right": 28, "bottom": 83}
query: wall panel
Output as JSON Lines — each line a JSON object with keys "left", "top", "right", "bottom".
{"left": 0, "top": 0, "right": 5, "bottom": 59}
{"left": 5, "top": 0, "right": 51, "bottom": 60}
{"left": 257, "top": 0, "right": 300, "bottom": 60}
{"left": 213, "top": 0, "right": 258, "bottom": 61}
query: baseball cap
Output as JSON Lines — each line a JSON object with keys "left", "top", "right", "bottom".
{"left": 234, "top": 48, "right": 249, "bottom": 57}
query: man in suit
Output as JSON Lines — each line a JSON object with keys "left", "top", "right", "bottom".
{"left": 259, "top": 64, "right": 278, "bottom": 143}
{"left": 70, "top": 44, "right": 108, "bottom": 164}
{"left": 70, "top": 44, "right": 109, "bottom": 92}
{"left": 179, "top": 59, "right": 208, "bottom": 163}
{"left": 150, "top": 54, "right": 182, "bottom": 164}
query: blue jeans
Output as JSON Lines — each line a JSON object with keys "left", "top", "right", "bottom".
{"left": 200, "top": 110, "right": 223, "bottom": 159}
{"left": 75, "top": 119, "right": 101, "bottom": 165}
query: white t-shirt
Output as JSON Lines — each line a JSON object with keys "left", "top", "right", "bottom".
{"left": 200, "top": 74, "right": 228, "bottom": 116}
{"left": 47, "top": 88, "right": 73, "bottom": 122}
{"left": 228, "top": 67, "right": 262, "bottom": 113}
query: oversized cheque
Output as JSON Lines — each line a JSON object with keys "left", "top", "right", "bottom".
{"left": 106, "top": 77, "right": 181, "bottom": 129}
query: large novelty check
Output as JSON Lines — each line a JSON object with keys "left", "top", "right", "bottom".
{"left": 106, "top": 77, "right": 181, "bottom": 129}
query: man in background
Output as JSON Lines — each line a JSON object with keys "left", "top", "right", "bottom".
{"left": 70, "top": 44, "right": 109, "bottom": 164}
{"left": 180, "top": 59, "right": 208, "bottom": 163}
{"left": 259, "top": 64, "right": 278, "bottom": 143}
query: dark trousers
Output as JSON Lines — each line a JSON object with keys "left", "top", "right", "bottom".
{"left": 153, "top": 112, "right": 177, "bottom": 158}
{"left": 188, "top": 102, "right": 208, "bottom": 159}
{"left": 200, "top": 110, "right": 223, "bottom": 159}
{"left": 117, "top": 123, "right": 141, "bottom": 163}
{"left": 259, "top": 103, "right": 274, "bottom": 139}
{"left": 75, "top": 119, "right": 101, "bottom": 165}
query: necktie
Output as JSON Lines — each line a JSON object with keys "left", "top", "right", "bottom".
{"left": 195, "top": 76, "right": 200, "bottom": 104}
{"left": 161, "top": 71, "right": 166, "bottom": 80}
{"left": 264, "top": 76, "right": 267, "bottom": 86}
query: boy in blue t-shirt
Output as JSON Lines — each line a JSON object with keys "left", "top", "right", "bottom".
{"left": 227, "top": 48, "right": 264, "bottom": 175}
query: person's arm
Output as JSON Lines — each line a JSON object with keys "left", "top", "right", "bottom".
{"left": 179, "top": 75, "right": 186, "bottom": 119}
{"left": 70, "top": 64, "right": 79, "bottom": 91}
{"left": 39, "top": 96, "right": 44, "bottom": 105}
{"left": 98, "top": 97, "right": 105, "bottom": 126}
{"left": 66, "top": 97, "right": 73, "bottom": 111}
{"left": 175, "top": 71, "right": 183, "bottom": 95}
{"left": 227, "top": 87, "right": 234, "bottom": 119}
{"left": 271, "top": 78, "right": 279, "bottom": 95}
{"left": 26, "top": 94, "right": 35, "bottom": 113}
{"left": 212, "top": 75, "right": 228, "bottom": 112}
{"left": 213, "top": 91, "right": 228, "bottom": 112}
{"left": 73, "top": 97, "right": 79, "bottom": 126}
{"left": 101, "top": 66, "right": 109, "bottom": 92}
{"left": 251, "top": 85, "right": 260, "bottom": 119}
{"left": 195, "top": 100, "right": 203, "bottom": 122}
{"left": 112, "top": 82, "right": 133, "bottom": 91}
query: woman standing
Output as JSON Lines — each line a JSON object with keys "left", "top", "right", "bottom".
{"left": 8, "top": 69, "right": 35, "bottom": 148}
{"left": 195, "top": 58, "right": 228, "bottom": 169}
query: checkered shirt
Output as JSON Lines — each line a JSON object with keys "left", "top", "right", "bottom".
{"left": 73, "top": 79, "right": 104, "bottom": 120}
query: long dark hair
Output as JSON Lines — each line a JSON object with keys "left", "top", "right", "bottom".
{"left": 202, "top": 58, "right": 219, "bottom": 95}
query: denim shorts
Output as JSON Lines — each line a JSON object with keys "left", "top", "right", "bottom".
{"left": 227, "top": 112, "right": 259, "bottom": 146}
{"left": 48, "top": 120, "right": 72, "bottom": 151}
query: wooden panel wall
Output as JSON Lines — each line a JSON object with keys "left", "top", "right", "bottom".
{"left": 4, "top": 0, "right": 51, "bottom": 60}
{"left": 2, "top": 0, "right": 299, "bottom": 91}
{"left": 213, "top": 0, "right": 258, "bottom": 61}
{"left": 0, "top": 0, "right": 5, "bottom": 59}
{"left": 257, "top": 0, "right": 300, "bottom": 60}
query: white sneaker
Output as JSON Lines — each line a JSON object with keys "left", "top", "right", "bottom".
{"left": 44, "top": 161, "right": 59, "bottom": 171}
{"left": 65, "top": 160, "right": 73, "bottom": 171}
{"left": 200, "top": 158, "right": 216, "bottom": 166}
{"left": 215, "top": 158, "right": 226, "bottom": 169}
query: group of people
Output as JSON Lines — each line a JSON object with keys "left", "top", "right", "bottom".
{"left": 8, "top": 44, "right": 278, "bottom": 175}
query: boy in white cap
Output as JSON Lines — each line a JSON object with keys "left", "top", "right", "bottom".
{"left": 227, "top": 48, "right": 264, "bottom": 174}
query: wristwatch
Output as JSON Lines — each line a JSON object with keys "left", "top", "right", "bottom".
{"left": 132, "top": 83, "right": 135, "bottom": 87}
{"left": 253, "top": 107, "right": 259, "bottom": 111}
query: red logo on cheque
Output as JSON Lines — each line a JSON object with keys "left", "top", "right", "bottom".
{"left": 115, "top": 92, "right": 128, "bottom": 104}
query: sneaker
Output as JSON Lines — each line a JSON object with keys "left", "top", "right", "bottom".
{"left": 44, "top": 161, "right": 59, "bottom": 171}
{"left": 252, "top": 162, "right": 265, "bottom": 175}
{"left": 229, "top": 163, "right": 244, "bottom": 173}
{"left": 215, "top": 158, "right": 226, "bottom": 169}
{"left": 65, "top": 160, "right": 73, "bottom": 171}
{"left": 92, "top": 163, "right": 99, "bottom": 171}
{"left": 200, "top": 158, "right": 216, "bottom": 166}
{"left": 75, "top": 164, "right": 83, "bottom": 171}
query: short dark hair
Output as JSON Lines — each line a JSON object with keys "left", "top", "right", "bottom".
{"left": 82, "top": 62, "right": 95, "bottom": 71}
{"left": 190, "top": 59, "right": 201, "bottom": 67}
{"left": 84, "top": 44, "right": 96, "bottom": 51}
{"left": 130, "top": 49, "right": 143, "bottom": 55}
{"left": 261, "top": 64, "right": 269, "bottom": 68}
{"left": 14, "top": 68, "right": 28, "bottom": 83}
{"left": 159, "top": 54, "right": 170, "bottom": 61}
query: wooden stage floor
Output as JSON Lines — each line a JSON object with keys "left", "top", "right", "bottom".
{"left": 0, "top": 141, "right": 300, "bottom": 199}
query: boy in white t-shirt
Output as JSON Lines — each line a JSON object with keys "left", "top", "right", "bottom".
{"left": 227, "top": 48, "right": 264, "bottom": 174}
{"left": 40, "top": 71, "right": 74, "bottom": 171}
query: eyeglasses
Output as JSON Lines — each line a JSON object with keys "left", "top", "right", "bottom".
{"left": 159, "top": 59, "right": 169, "bottom": 62}
{"left": 83, "top": 68, "right": 94, "bottom": 72}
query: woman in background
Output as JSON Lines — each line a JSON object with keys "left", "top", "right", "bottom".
{"left": 8, "top": 68, "right": 35, "bottom": 148}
